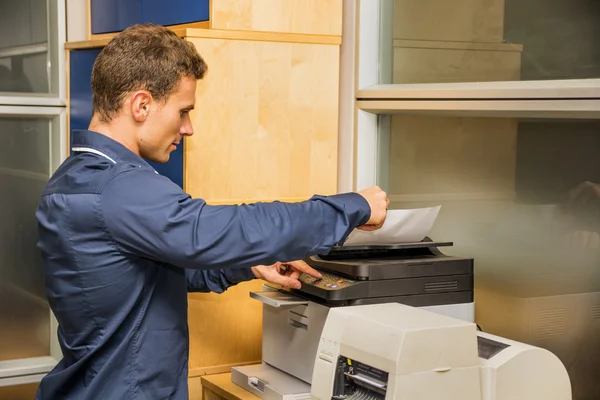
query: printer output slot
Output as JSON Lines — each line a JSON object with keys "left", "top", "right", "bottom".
{"left": 331, "top": 356, "right": 388, "bottom": 400}
{"left": 334, "top": 385, "right": 385, "bottom": 400}
{"left": 343, "top": 373, "right": 387, "bottom": 394}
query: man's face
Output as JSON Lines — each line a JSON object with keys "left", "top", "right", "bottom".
{"left": 138, "top": 76, "right": 196, "bottom": 163}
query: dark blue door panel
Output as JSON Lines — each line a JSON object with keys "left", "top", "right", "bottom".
{"left": 145, "top": 0, "right": 209, "bottom": 26}
{"left": 69, "top": 49, "right": 101, "bottom": 133}
{"left": 148, "top": 151, "right": 184, "bottom": 188}
{"left": 69, "top": 49, "right": 184, "bottom": 188}
{"left": 90, "top": 0, "right": 145, "bottom": 34}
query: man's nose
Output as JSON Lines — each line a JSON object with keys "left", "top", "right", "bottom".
{"left": 180, "top": 118, "right": 194, "bottom": 136}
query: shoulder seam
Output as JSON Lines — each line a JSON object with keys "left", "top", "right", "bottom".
{"left": 97, "top": 166, "right": 150, "bottom": 194}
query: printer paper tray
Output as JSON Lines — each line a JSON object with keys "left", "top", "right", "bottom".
{"left": 231, "top": 363, "right": 311, "bottom": 400}
{"left": 250, "top": 290, "right": 309, "bottom": 308}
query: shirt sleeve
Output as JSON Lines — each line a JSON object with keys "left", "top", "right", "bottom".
{"left": 100, "top": 168, "right": 370, "bottom": 271}
{"left": 185, "top": 268, "right": 256, "bottom": 293}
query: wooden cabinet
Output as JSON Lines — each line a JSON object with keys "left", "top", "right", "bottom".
{"left": 185, "top": 33, "right": 340, "bottom": 203}
{"left": 209, "top": 0, "right": 343, "bottom": 35}
{"left": 199, "top": 373, "right": 259, "bottom": 400}
{"left": 182, "top": 25, "right": 341, "bottom": 376}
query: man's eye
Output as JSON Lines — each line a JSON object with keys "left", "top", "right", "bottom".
{"left": 180, "top": 111, "right": 188, "bottom": 117}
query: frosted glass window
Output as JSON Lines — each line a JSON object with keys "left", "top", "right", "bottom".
{"left": 379, "top": 114, "right": 600, "bottom": 399}
{"left": 0, "top": 117, "right": 53, "bottom": 363}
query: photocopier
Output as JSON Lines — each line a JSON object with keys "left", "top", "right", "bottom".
{"left": 231, "top": 240, "right": 572, "bottom": 399}
{"left": 232, "top": 239, "right": 476, "bottom": 399}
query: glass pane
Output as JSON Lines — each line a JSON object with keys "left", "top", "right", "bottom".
{"left": 379, "top": 114, "right": 600, "bottom": 400}
{"left": 0, "top": 0, "right": 51, "bottom": 94}
{"left": 0, "top": 116, "right": 52, "bottom": 362}
{"left": 381, "top": 0, "right": 600, "bottom": 84}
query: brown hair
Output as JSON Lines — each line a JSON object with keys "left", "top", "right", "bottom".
{"left": 91, "top": 23, "right": 207, "bottom": 122}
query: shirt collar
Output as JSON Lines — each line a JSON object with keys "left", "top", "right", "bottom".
{"left": 71, "top": 130, "right": 154, "bottom": 169}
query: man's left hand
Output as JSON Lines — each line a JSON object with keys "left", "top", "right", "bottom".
{"left": 251, "top": 260, "right": 322, "bottom": 289}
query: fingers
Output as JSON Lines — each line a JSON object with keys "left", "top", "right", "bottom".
{"left": 357, "top": 186, "right": 389, "bottom": 230}
{"left": 264, "top": 271, "right": 302, "bottom": 289}
{"left": 250, "top": 266, "right": 263, "bottom": 279}
{"left": 284, "top": 260, "right": 322, "bottom": 279}
{"left": 289, "top": 270, "right": 301, "bottom": 281}
{"left": 356, "top": 225, "right": 380, "bottom": 231}
{"left": 251, "top": 260, "right": 322, "bottom": 290}
{"left": 251, "top": 263, "right": 309, "bottom": 289}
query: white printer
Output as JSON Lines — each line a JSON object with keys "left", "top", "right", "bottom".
{"left": 233, "top": 302, "right": 571, "bottom": 400}
{"left": 310, "top": 303, "right": 571, "bottom": 400}
{"left": 234, "top": 303, "right": 572, "bottom": 400}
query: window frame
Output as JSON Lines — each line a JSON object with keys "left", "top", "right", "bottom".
{"left": 0, "top": 0, "right": 67, "bottom": 388}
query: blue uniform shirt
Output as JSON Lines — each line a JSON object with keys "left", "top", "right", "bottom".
{"left": 35, "top": 130, "right": 371, "bottom": 399}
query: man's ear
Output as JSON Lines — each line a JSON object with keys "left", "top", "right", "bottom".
{"left": 130, "top": 90, "right": 152, "bottom": 123}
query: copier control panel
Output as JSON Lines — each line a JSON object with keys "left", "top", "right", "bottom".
{"left": 299, "top": 271, "right": 357, "bottom": 291}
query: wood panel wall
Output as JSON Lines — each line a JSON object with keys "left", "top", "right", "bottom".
{"left": 185, "top": 34, "right": 340, "bottom": 204}
{"left": 210, "top": 0, "right": 342, "bottom": 35}
{"left": 182, "top": 1, "right": 343, "bottom": 394}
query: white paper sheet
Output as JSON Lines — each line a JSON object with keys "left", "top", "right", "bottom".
{"left": 343, "top": 206, "right": 441, "bottom": 246}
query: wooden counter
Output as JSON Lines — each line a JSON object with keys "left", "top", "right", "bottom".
{"left": 201, "top": 373, "right": 261, "bottom": 400}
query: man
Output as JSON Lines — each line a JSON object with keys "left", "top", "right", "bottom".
{"left": 35, "top": 24, "right": 388, "bottom": 399}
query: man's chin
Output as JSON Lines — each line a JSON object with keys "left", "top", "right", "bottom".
{"left": 157, "top": 154, "right": 170, "bottom": 164}
{"left": 143, "top": 153, "right": 170, "bottom": 164}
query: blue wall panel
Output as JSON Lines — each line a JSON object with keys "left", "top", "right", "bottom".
{"left": 91, "top": 0, "right": 209, "bottom": 34}
{"left": 90, "top": 0, "right": 145, "bottom": 34}
{"left": 69, "top": 49, "right": 101, "bottom": 133}
{"left": 145, "top": 0, "right": 209, "bottom": 26}
{"left": 69, "top": 49, "right": 184, "bottom": 188}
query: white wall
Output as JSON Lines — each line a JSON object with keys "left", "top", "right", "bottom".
{"left": 337, "top": 0, "right": 357, "bottom": 193}
{"left": 65, "top": 0, "right": 87, "bottom": 41}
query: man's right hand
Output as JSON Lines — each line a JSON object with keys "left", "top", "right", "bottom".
{"left": 357, "top": 186, "right": 389, "bottom": 231}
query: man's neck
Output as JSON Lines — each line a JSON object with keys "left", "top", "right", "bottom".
{"left": 88, "top": 115, "right": 140, "bottom": 156}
